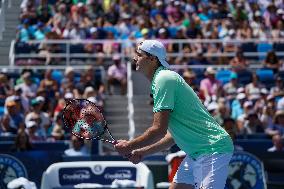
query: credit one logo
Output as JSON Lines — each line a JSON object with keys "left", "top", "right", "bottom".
{"left": 62, "top": 170, "right": 91, "bottom": 180}
{"left": 104, "top": 170, "right": 132, "bottom": 179}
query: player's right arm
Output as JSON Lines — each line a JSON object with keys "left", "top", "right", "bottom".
{"left": 129, "top": 131, "right": 175, "bottom": 164}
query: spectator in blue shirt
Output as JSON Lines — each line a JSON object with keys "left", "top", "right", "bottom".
{"left": 266, "top": 110, "right": 284, "bottom": 137}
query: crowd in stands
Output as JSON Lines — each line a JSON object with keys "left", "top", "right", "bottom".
{"left": 0, "top": 65, "right": 106, "bottom": 156}
{"left": 14, "top": 0, "right": 284, "bottom": 65}
{"left": 2, "top": 0, "right": 284, "bottom": 156}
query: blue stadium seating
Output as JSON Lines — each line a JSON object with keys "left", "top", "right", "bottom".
{"left": 273, "top": 43, "right": 284, "bottom": 58}
{"left": 257, "top": 43, "right": 273, "bottom": 60}
{"left": 256, "top": 69, "right": 275, "bottom": 89}
{"left": 240, "top": 43, "right": 257, "bottom": 60}
{"left": 216, "top": 69, "right": 232, "bottom": 85}
{"left": 0, "top": 106, "right": 4, "bottom": 117}
{"left": 192, "top": 68, "right": 205, "bottom": 85}
{"left": 14, "top": 42, "right": 32, "bottom": 54}
{"left": 237, "top": 70, "right": 253, "bottom": 86}
{"left": 51, "top": 70, "right": 64, "bottom": 85}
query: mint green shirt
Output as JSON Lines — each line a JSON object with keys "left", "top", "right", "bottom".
{"left": 151, "top": 67, "right": 234, "bottom": 159}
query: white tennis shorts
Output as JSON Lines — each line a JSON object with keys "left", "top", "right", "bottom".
{"left": 173, "top": 152, "right": 232, "bottom": 189}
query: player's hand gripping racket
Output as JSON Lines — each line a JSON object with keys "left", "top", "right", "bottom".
{"left": 62, "top": 99, "right": 117, "bottom": 144}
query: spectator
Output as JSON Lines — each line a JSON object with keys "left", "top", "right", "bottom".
{"left": 245, "top": 73, "right": 264, "bottom": 102}
{"left": 49, "top": 113, "right": 65, "bottom": 141}
{"left": 64, "top": 135, "right": 90, "bottom": 156}
{"left": 214, "top": 102, "right": 231, "bottom": 126}
{"left": 107, "top": 55, "right": 127, "bottom": 95}
{"left": 263, "top": 51, "right": 282, "bottom": 74}
{"left": 81, "top": 65, "right": 105, "bottom": 94}
{"left": 240, "top": 110, "right": 264, "bottom": 135}
{"left": 223, "top": 72, "right": 239, "bottom": 104}
{"left": 237, "top": 100, "right": 254, "bottom": 132}
{"left": 231, "top": 92, "right": 246, "bottom": 120}
{"left": 265, "top": 110, "right": 284, "bottom": 137}
{"left": 270, "top": 76, "right": 284, "bottom": 96}
{"left": 84, "top": 27, "right": 103, "bottom": 54}
{"left": 260, "top": 95, "right": 276, "bottom": 128}
{"left": 229, "top": 50, "right": 249, "bottom": 73}
{"left": 0, "top": 73, "right": 11, "bottom": 106}
{"left": 61, "top": 66, "right": 77, "bottom": 94}
{"left": 20, "top": 1, "right": 37, "bottom": 24}
{"left": 25, "top": 120, "right": 44, "bottom": 142}
{"left": 25, "top": 99, "right": 51, "bottom": 139}
{"left": 1, "top": 99, "right": 25, "bottom": 135}
{"left": 17, "top": 19, "right": 32, "bottom": 42}
{"left": 63, "top": 22, "right": 86, "bottom": 40}
{"left": 222, "top": 117, "right": 243, "bottom": 151}
{"left": 39, "top": 69, "right": 59, "bottom": 114}
{"left": 34, "top": 22, "right": 48, "bottom": 40}
{"left": 49, "top": 3, "right": 68, "bottom": 32}
{"left": 200, "top": 67, "right": 222, "bottom": 104}
{"left": 267, "top": 134, "right": 284, "bottom": 152}
{"left": 11, "top": 129, "right": 33, "bottom": 152}
{"left": 16, "top": 72, "right": 38, "bottom": 99}
{"left": 182, "top": 70, "right": 198, "bottom": 92}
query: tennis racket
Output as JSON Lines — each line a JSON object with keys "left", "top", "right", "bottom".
{"left": 61, "top": 99, "right": 117, "bottom": 144}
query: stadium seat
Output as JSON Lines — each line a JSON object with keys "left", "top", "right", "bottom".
{"left": 51, "top": 70, "right": 64, "bottom": 85}
{"left": 14, "top": 42, "right": 32, "bottom": 54}
{"left": 240, "top": 43, "right": 257, "bottom": 60}
{"left": 273, "top": 43, "right": 284, "bottom": 58}
{"left": 0, "top": 106, "right": 4, "bottom": 117}
{"left": 41, "top": 161, "right": 154, "bottom": 189}
{"left": 216, "top": 69, "right": 232, "bottom": 85}
{"left": 70, "top": 44, "right": 85, "bottom": 54}
{"left": 256, "top": 69, "right": 275, "bottom": 89}
{"left": 237, "top": 70, "right": 253, "bottom": 86}
{"left": 257, "top": 43, "right": 273, "bottom": 61}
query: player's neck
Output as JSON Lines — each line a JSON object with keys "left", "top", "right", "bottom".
{"left": 146, "top": 64, "right": 159, "bottom": 82}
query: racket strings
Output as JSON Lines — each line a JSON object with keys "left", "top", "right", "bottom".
{"left": 62, "top": 99, "right": 114, "bottom": 143}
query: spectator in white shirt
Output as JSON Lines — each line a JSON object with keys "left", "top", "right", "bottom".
{"left": 64, "top": 135, "right": 90, "bottom": 156}
{"left": 267, "top": 134, "right": 284, "bottom": 152}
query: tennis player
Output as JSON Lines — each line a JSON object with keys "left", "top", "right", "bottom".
{"left": 115, "top": 40, "right": 234, "bottom": 189}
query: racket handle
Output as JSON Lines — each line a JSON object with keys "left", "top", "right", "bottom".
{"left": 112, "top": 140, "right": 132, "bottom": 158}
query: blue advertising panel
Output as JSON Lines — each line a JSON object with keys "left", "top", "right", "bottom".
{"left": 59, "top": 166, "right": 137, "bottom": 185}
{"left": 0, "top": 154, "right": 28, "bottom": 189}
{"left": 225, "top": 151, "right": 267, "bottom": 189}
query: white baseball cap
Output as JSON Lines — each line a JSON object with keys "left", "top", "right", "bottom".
{"left": 139, "top": 40, "right": 170, "bottom": 68}
{"left": 26, "top": 121, "right": 37, "bottom": 128}
{"left": 237, "top": 93, "right": 246, "bottom": 100}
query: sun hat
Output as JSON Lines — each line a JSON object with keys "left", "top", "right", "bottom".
{"left": 205, "top": 67, "right": 216, "bottom": 75}
{"left": 139, "top": 40, "right": 170, "bottom": 68}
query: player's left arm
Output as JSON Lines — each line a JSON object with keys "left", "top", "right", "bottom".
{"left": 130, "top": 110, "right": 170, "bottom": 148}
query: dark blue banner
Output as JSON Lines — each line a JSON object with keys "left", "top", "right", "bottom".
{"left": 59, "top": 167, "right": 137, "bottom": 185}
{"left": 225, "top": 151, "right": 267, "bottom": 189}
